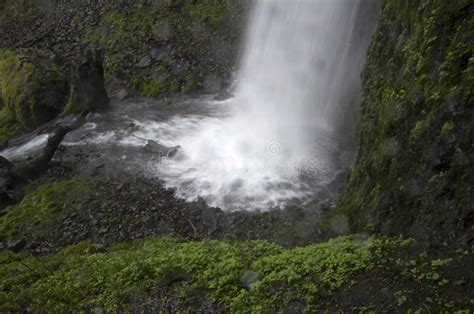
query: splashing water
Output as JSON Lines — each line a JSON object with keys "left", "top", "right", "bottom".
{"left": 63, "top": 0, "right": 376, "bottom": 211}
{"left": 149, "top": 0, "right": 371, "bottom": 210}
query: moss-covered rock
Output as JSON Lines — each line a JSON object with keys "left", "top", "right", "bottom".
{"left": 0, "top": 50, "right": 69, "bottom": 141}
{"left": 339, "top": 0, "right": 473, "bottom": 246}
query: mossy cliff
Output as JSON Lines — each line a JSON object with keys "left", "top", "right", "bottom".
{"left": 0, "top": 50, "right": 69, "bottom": 143}
{"left": 340, "top": 0, "right": 473, "bottom": 247}
{"left": 0, "top": 0, "right": 248, "bottom": 97}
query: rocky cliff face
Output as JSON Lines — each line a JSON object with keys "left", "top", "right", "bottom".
{"left": 0, "top": 0, "right": 248, "bottom": 97}
{"left": 340, "top": 0, "right": 473, "bottom": 248}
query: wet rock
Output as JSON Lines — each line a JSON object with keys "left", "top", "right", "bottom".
{"left": 452, "top": 147, "right": 468, "bottom": 166}
{"left": 85, "top": 112, "right": 102, "bottom": 121}
{"left": 152, "top": 20, "right": 172, "bottom": 40}
{"left": 203, "top": 75, "right": 222, "bottom": 94}
{"left": 328, "top": 214, "right": 350, "bottom": 235}
{"left": 327, "top": 170, "right": 347, "bottom": 195}
{"left": 339, "top": 150, "right": 356, "bottom": 168}
{"left": 6, "top": 237, "right": 26, "bottom": 252}
{"left": 0, "top": 156, "right": 13, "bottom": 202}
{"left": 69, "top": 48, "right": 110, "bottom": 113}
{"left": 5, "top": 115, "right": 85, "bottom": 180}
{"left": 116, "top": 88, "right": 129, "bottom": 100}
{"left": 213, "top": 89, "right": 233, "bottom": 101}
{"left": 136, "top": 55, "right": 152, "bottom": 68}
{"left": 172, "top": 59, "right": 190, "bottom": 77}
{"left": 150, "top": 48, "right": 159, "bottom": 59}
{"left": 143, "top": 140, "right": 181, "bottom": 158}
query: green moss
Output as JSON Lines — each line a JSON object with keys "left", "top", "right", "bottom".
{"left": 0, "top": 107, "right": 22, "bottom": 144}
{"left": 142, "top": 80, "right": 168, "bottom": 98}
{"left": 0, "top": 181, "right": 91, "bottom": 238}
{"left": 169, "top": 79, "right": 180, "bottom": 93}
{"left": 0, "top": 235, "right": 471, "bottom": 311}
{"left": 0, "top": 50, "right": 69, "bottom": 138}
{"left": 0, "top": 236, "right": 377, "bottom": 311}
{"left": 441, "top": 121, "right": 455, "bottom": 136}
{"left": 410, "top": 116, "right": 432, "bottom": 140}
{"left": 182, "top": 74, "right": 200, "bottom": 94}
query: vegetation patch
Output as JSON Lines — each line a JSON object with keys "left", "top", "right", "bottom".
{"left": 0, "top": 235, "right": 472, "bottom": 312}
{"left": 0, "top": 180, "right": 91, "bottom": 238}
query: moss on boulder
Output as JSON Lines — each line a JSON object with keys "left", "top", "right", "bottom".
{"left": 0, "top": 50, "right": 69, "bottom": 141}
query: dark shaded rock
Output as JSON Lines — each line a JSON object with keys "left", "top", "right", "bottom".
{"left": 328, "top": 171, "right": 347, "bottom": 195}
{"left": 452, "top": 147, "right": 468, "bottom": 166}
{"left": 136, "top": 56, "right": 152, "bottom": 68}
{"left": 116, "top": 88, "right": 129, "bottom": 100}
{"left": 203, "top": 75, "right": 222, "bottom": 94}
{"left": 12, "top": 126, "right": 72, "bottom": 179}
{"left": 2, "top": 114, "right": 85, "bottom": 180}
{"left": 143, "top": 140, "right": 181, "bottom": 158}
{"left": 69, "top": 49, "right": 110, "bottom": 113}
{"left": 85, "top": 112, "right": 102, "bottom": 121}
{"left": 152, "top": 20, "right": 172, "bottom": 40}
{"left": 0, "top": 156, "right": 13, "bottom": 203}
{"left": 6, "top": 237, "right": 25, "bottom": 252}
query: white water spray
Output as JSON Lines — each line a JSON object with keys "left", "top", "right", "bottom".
{"left": 150, "top": 0, "right": 372, "bottom": 210}
{"left": 62, "top": 0, "right": 376, "bottom": 211}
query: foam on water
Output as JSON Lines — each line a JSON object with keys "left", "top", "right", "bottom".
{"left": 150, "top": 0, "right": 366, "bottom": 210}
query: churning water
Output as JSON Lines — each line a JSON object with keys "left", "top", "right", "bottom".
{"left": 62, "top": 0, "right": 377, "bottom": 211}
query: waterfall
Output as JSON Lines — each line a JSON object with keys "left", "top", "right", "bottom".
{"left": 234, "top": 0, "right": 364, "bottom": 157}
{"left": 150, "top": 0, "right": 377, "bottom": 210}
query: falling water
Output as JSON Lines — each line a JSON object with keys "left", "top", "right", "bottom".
{"left": 234, "top": 0, "right": 365, "bottom": 157}
{"left": 62, "top": 0, "right": 377, "bottom": 211}
{"left": 146, "top": 0, "right": 376, "bottom": 211}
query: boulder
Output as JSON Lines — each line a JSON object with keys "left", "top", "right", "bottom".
{"left": 143, "top": 140, "right": 181, "bottom": 158}
{"left": 136, "top": 55, "right": 152, "bottom": 68}
{"left": 68, "top": 48, "right": 110, "bottom": 113}
{"left": 0, "top": 49, "right": 69, "bottom": 129}
{"left": 152, "top": 20, "right": 172, "bottom": 40}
